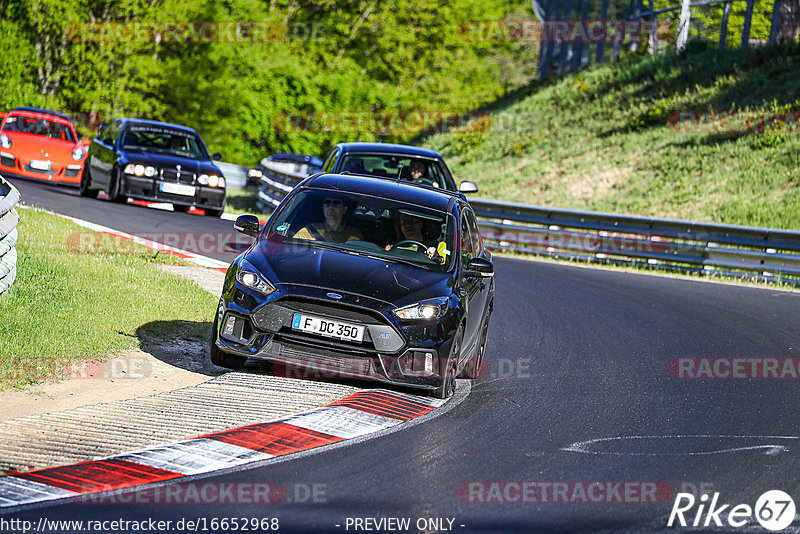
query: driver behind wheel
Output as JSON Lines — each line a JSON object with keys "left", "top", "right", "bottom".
{"left": 385, "top": 210, "right": 438, "bottom": 259}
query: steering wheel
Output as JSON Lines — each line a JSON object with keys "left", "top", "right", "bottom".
{"left": 390, "top": 240, "right": 428, "bottom": 252}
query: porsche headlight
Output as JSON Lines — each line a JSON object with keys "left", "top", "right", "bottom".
{"left": 71, "top": 147, "right": 85, "bottom": 161}
{"left": 393, "top": 297, "right": 449, "bottom": 320}
{"left": 236, "top": 261, "right": 276, "bottom": 296}
{"left": 0, "top": 135, "right": 11, "bottom": 149}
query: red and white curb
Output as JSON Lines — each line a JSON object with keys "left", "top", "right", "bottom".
{"left": 0, "top": 390, "right": 443, "bottom": 509}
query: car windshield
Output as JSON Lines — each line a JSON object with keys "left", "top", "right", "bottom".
{"left": 267, "top": 189, "right": 456, "bottom": 272}
{"left": 120, "top": 124, "right": 209, "bottom": 159}
{"left": 339, "top": 154, "right": 448, "bottom": 189}
{"left": 2, "top": 115, "right": 75, "bottom": 142}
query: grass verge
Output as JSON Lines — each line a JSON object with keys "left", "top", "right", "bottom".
{"left": 0, "top": 208, "right": 217, "bottom": 390}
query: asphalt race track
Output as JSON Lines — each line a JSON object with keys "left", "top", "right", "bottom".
{"left": 6, "top": 177, "right": 800, "bottom": 532}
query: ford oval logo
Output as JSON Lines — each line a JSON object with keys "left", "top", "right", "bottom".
{"left": 326, "top": 292, "right": 343, "bottom": 300}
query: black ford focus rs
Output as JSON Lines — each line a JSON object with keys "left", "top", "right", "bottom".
{"left": 211, "top": 173, "right": 494, "bottom": 398}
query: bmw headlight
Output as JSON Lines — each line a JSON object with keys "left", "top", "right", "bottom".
{"left": 393, "top": 297, "right": 449, "bottom": 320}
{"left": 208, "top": 175, "right": 220, "bottom": 187}
{"left": 248, "top": 168, "right": 263, "bottom": 178}
{"left": 236, "top": 260, "right": 276, "bottom": 296}
{"left": 124, "top": 164, "right": 156, "bottom": 177}
{"left": 0, "top": 135, "right": 11, "bottom": 149}
{"left": 71, "top": 147, "right": 86, "bottom": 161}
{"left": 198, "top": 174, "right": 209, "bottom": 185}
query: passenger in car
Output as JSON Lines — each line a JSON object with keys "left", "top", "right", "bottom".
{"left": 294, "top": 196, "right": 364, "bottom": 243}
{"left": 409, "top": 159, "right": 439, "bottom": 188}
{"left": 386, "top": 210, "right": 438, "bottom": 259}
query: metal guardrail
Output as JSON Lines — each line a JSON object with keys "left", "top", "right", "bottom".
{"left": 255, "top": 161, "right": 800, "bottom": 285}
{"left": 0, "top": 175, "right": 20, "bottom": 297}
{"left": 256, "top": 159, "right": 318, "bottom": 213}
{"left": 215, "top": 161, "right": 250, "bottom": 190}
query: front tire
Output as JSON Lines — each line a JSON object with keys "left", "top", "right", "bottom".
{"left": 79, "top": 165, "right": 99, "bottom": 198}
{"left": 433, "top": 325, "right": 462, "bottom": 399}
{"left": 107, "top": 167, "right": 127, "bottom": 203}
{"left": 459, "top": 312, "right": 491, "bottom": 379}
{"left": 210, "top": 314, "right": 247, "bottom": 370}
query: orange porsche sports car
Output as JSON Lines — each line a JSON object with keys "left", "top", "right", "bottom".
{"left": 0, "top": 107, "right": 90, "bottom": 186}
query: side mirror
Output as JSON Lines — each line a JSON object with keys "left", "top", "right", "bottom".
{"left": 212, "top": 152, "right": 223, "bottom": 161}
{"left": 234, "top": 214, "right": 261, "bottom": 237}
{"left": 465, "top": 257, "right": 493, "bottom": 278}
{"left": 81, "top": 137, "right": 91, "bottom": 146}
{"left": 459, "top": 181, "right": 478, "bottom": 194}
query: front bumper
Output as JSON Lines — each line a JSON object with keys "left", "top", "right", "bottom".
{"left": 123, "top": 175, "right": 225, "bottom": 209}
{"left": 0, "top": 154, "right": 82, "bottom": 186}
{"left": 215, "top": 295, "right": 452, "bottom": 391}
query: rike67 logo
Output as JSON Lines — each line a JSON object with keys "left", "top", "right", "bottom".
{"left": 668, "top": 490, "right": 796, "bottom": 531}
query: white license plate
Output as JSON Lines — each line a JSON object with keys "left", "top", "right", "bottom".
{"left": 292, "top": 313, "right": 365, "bottom": 342}
{"left": 160, "top": 182, "right": 196, "bottom": 196}
{"left": 30, "top": 159, "right": 51, "bottom": 171}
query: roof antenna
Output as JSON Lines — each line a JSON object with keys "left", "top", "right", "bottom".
{"left": 396, "top": 163, "right": 404, "bottom": 182}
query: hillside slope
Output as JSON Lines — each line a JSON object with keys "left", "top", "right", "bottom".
{"left": 425, "top": 43, "right": 800, "bottom": 229}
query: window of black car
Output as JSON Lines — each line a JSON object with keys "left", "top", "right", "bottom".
{"left": 339, "top": 155, "right": 448, "bottom": 189}
{"left": 460, "top": 213, "right": 476, "bottom": 266}
{"left": 2, "top": 115, "right": 76, "bottom": 142}
{"left": 464, "top": 209, "right": 483, "bottom": 253}
{"left": 323, "top": 148, "right": 339, "bottom": 173}
{"left": 121, "top": 124, "right": 209, "bottom": 160}
{"left": 102, "top": 120, "right": 122, "bottom": 145}
{"left": 266, "top": 189, "right": 456, "bottom": 272}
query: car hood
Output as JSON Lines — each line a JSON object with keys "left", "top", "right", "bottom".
{"left": 246, "top": 239, "right": 452, "bottom": 308}
{"left": 3, "top": 132, "right": 77, "bottom": 161}
{"left": 120, "top": 149, "right": 219, "bottom": 174}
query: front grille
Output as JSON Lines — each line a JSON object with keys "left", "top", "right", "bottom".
{"left": 161, "top": 168, "right": 195, "bottom": 184}
{"left": 0, "top": 155, "right": 14, "bottom": 167}
{"left": 275, "top": 341, "right": 376, "bottom": 380}
{"left": 23, "top": 165, "right": 56, "bottom": 175}
{"left": 278, "top": 298, "right": 384, "bottom": 325}
{"left": 64, "top": 167, "right": 80, "bottom": 177}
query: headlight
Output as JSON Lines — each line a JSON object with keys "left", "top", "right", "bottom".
{"left": 71, "top": 147, "right": 85, "bottom": 161}
{"left": 218, "top": 177, "right": 225, "bottom": 188}
{"left": 236, "top": 261, "right": 276, "bottom": 296}
{"left": 248, "top": 168, "right": 263, "bottom": 178}
{"left": 124, "top": 164, "right": 134, "bottom": 174}
{"left": 144, "top": 166, "right": 157, "bottom": 177}
{"left": 0, "top": 135, "right": 11, "bottom": 149}
{"left": 198, "top": 174, "right": 209, "bottom": 185}
{"left": 393, "top": 297, "right": 449, "bottom": 320}
{"left": 208, "top": 175, "right": 220, "bottom": 187}
{"left": 134, "top": 164, "right": 145, "bottom": 176}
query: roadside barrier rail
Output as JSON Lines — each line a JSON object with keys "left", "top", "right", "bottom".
{"left": 0, "top": 174, "right": 20, "bottom": 297}
{"left": 256, "top": 161, "right": 800, "bottom": 285}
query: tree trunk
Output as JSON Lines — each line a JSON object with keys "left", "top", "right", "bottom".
{"left": 776, "top": 0, "right": 800, "bottom": 43}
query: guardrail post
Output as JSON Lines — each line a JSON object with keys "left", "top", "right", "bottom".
{"left": 0, "top": 175, "right": 21, "bottom": 298}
